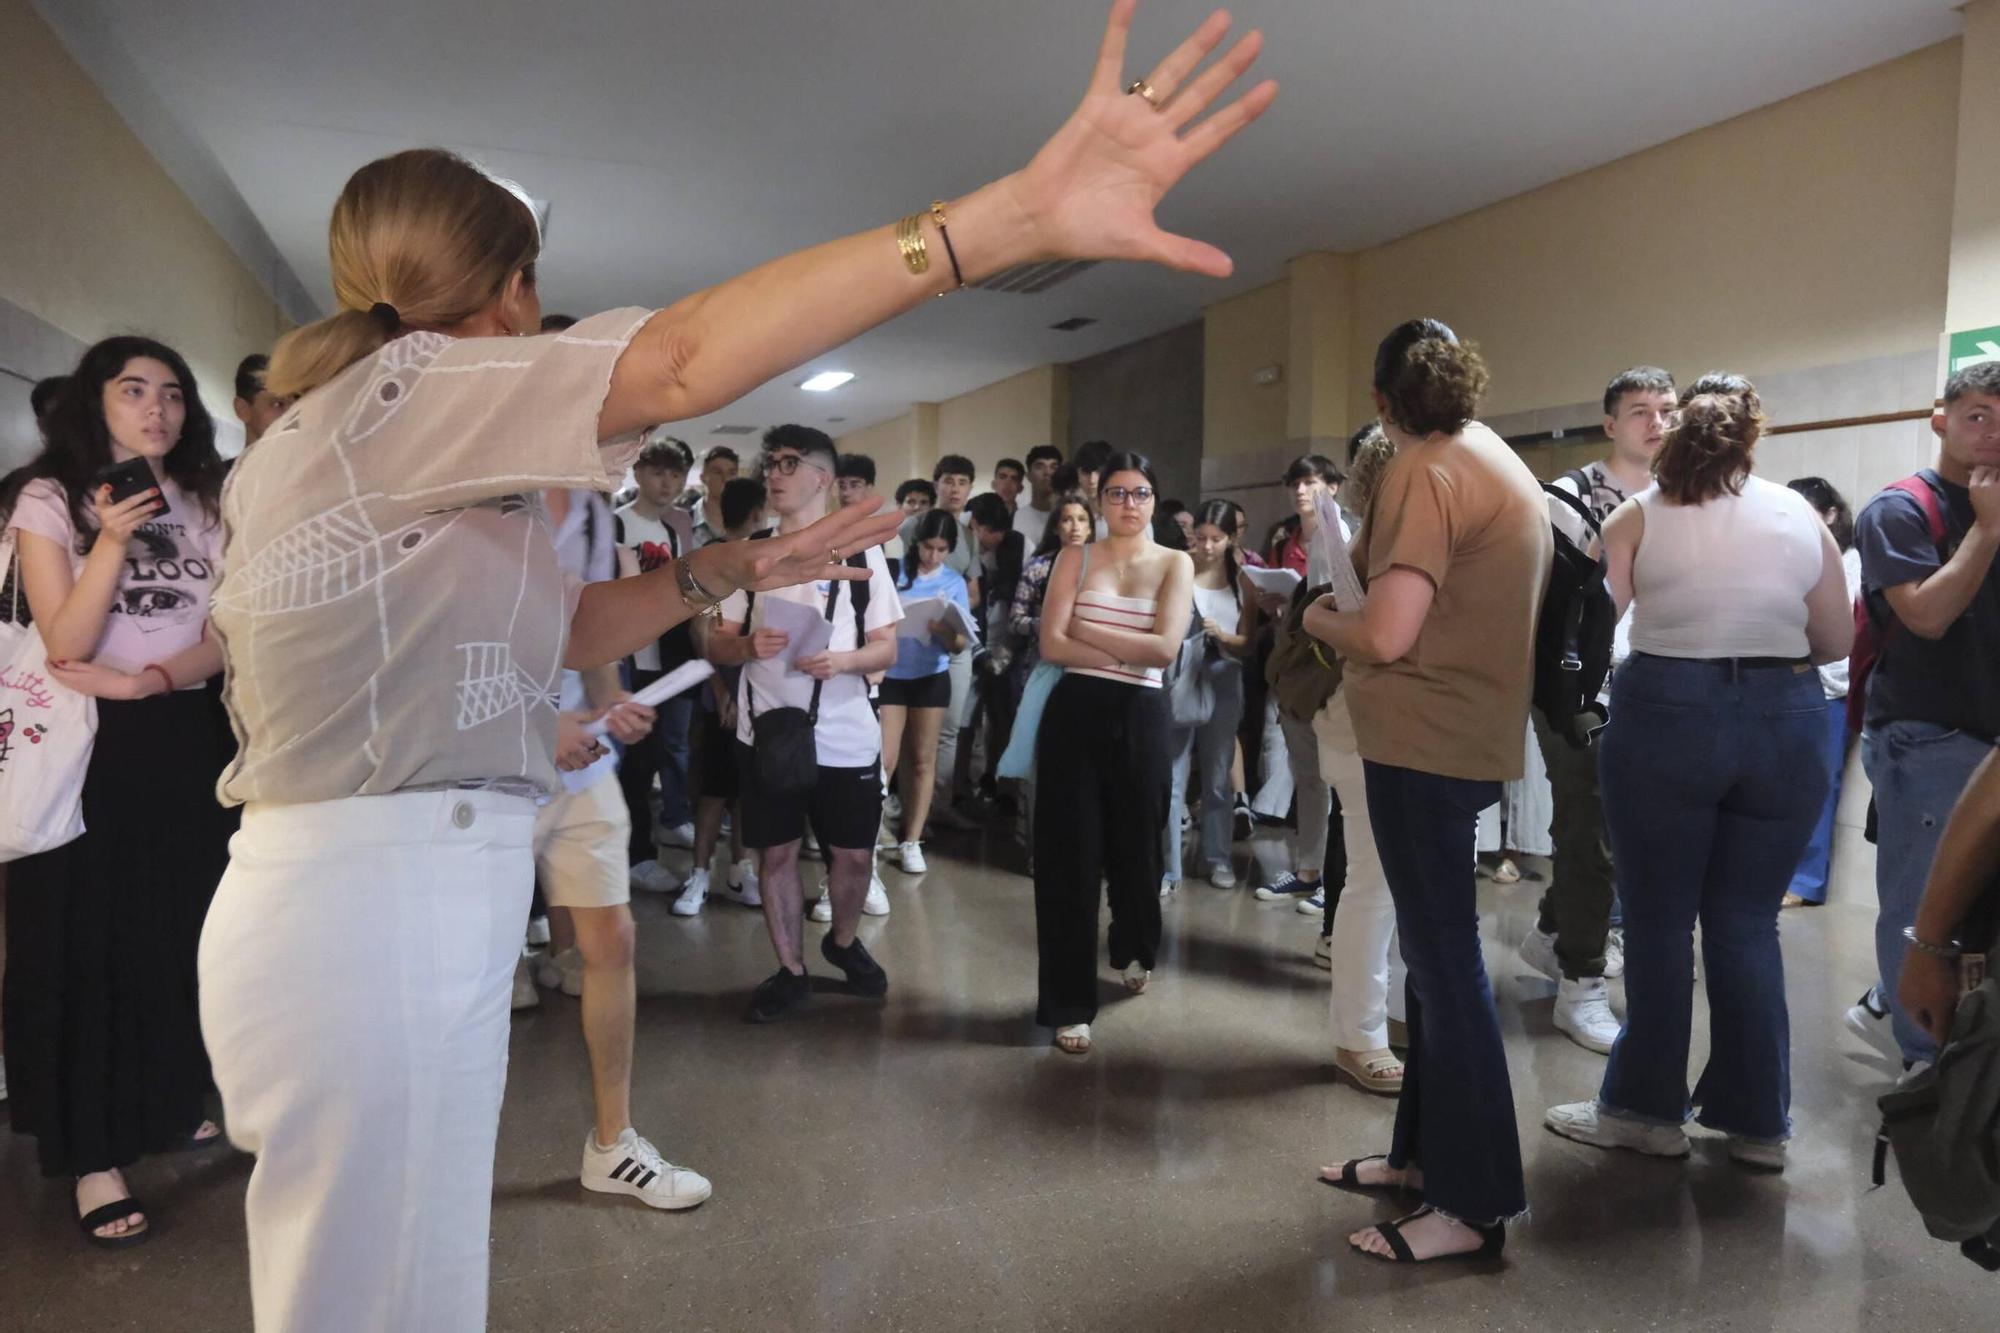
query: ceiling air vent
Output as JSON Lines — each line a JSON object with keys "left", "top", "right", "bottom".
{"left": 974, "top": 260, "right": 1099, "bottom": 296}
{"left": 710, "top": 424, "right": 758, "bottom": 435}
{"left": 1049, "top": 316, "right": 1097, "bottom": 332}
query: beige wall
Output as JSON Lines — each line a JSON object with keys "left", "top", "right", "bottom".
{"left": 934, "top": 364, "right": 1066, "bottom": 487}
{"left": 1347, "top": 41, "right": 1960, "bottom": 420}
{"left": 1202, "top": 280, "right": 1289, "bottom": 459}
{"left": 1948, "top": 3, "right": 2000, "bottom": 332}
{"left": 0, "top": 0, "right": 293, "bottom": 452}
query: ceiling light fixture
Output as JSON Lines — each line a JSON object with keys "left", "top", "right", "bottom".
{"left": 799, "top": 371, "right": 855, "bottom": 393}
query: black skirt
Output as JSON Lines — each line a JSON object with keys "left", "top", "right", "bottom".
{"left": 4, "top": 687, "right": 238, "bottom": 1177}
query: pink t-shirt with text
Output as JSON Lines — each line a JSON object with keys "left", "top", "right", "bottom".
{"left": 6, "top": 476, "right": 221, "bottom": 676}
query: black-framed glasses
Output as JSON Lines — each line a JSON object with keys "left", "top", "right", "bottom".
{"left": 1102, "top": 485, "right": 1154, "bottom": 507}
{"left": 765, "top": 452, "right": 828, "bottom": 477}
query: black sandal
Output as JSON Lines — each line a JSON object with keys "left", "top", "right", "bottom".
{"left": 1356, "top": 1205, "right": 1504, "bottom": 1264}
{"left": 1318, "top": 1155, "right": 1420, "bottom": 1196}
{"left": 77, "top": 1196, "right": 151, "bottom": 1250}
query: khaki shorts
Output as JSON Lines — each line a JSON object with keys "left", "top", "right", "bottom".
{"left": 532, "top": 771, "right": 633, "bottom": 910}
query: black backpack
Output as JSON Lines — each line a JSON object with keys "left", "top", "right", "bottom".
{"left": 1533, "top": 480, "right": 1616, "bottom": 749}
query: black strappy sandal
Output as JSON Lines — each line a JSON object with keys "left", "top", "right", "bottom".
{"left": 1356, "top": 1205, "right": 1504, "bottom": 1264}
{"left": 76, "top": 1196, "right": 151, "bottom": 1250}
{"left": 1318, "top": 1154, "right": 1420, "bottom": 1197}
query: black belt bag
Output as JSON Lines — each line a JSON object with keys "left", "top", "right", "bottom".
{"left": 746, "top": 578, "right": 843, "bottom": 799}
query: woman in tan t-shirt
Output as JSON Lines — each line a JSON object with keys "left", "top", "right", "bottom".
{"left": 197, "top": 8, "right": 1276, "bottom": 1329}
{"left": 1304, "top": 319, "right": 1552, "bottom": 1264}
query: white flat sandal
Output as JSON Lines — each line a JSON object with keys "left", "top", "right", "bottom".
{"left": 1056, "top": 1024, "right": 1093, "bottom": 1054}
{"left": 1122, "top": 962, "right": 1150, "bottom": 993}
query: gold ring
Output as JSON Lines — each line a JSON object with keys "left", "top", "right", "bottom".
{"left": 829, "top": 546, "right": 841, "bottom": 563}
{"left": 1127, "top": 79, "right": 1162, "bottom": 109}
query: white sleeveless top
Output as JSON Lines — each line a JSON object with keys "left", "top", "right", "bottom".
{"left": 1067, "top": 589, "right": 1164, "bottom": 688}
{"left": 1628, "top": 475, "right": 1823, "bottom": 660}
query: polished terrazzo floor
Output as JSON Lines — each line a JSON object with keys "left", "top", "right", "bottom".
{"left": 3, "top": 784, "right": 1991, "bottom": 1331}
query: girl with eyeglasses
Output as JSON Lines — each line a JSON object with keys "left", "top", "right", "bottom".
{"left": 1033, "top": 453, "right": 1193, "bottom": 1054}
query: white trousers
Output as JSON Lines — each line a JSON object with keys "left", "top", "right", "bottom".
{"left": 1475, "top": 717, "right": 1554, "bottom": 856}
{"left": 199, "top": 789, "right": 536, "bottom": 1333}
{"left": 1313, "top": 693, "right": 1407, "bottom": 1052}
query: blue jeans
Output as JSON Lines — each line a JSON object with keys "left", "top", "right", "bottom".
{"left": 1785, "top": 697, "right": 1849, "bottom": 905}
{"left": 1597, "top": 655, "right": 1827, "bottom": 1141}
{"left": 1863, "top": 719, "right": 1995, "bottom": 1064}
{"left": 1364, "top": 759, "right": 1523, "bottom": 1227}
{"left": 1165, "top": 663, "right": 1244, "bottom": 881}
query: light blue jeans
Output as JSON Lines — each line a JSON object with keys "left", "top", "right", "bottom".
{"left": 1863, "top": 719, "right": 1995, "bottom": 1064}
{"left": 1165, "top": 660, "right": 1244, "bottom": 882}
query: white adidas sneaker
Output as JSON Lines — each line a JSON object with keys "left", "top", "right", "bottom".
{"left": 580, "top": 1128, "right": 711, "bottom": 1210}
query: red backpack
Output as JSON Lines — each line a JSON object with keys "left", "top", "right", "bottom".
{"left": 1847, "top": 474, "right": 1949, "bottom": 734}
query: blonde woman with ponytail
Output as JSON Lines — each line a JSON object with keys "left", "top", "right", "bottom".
{"left": 196, "top": 5, "right": 1273, "bottom": 1328}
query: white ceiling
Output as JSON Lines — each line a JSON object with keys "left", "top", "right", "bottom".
{"left": 42, "top": 0, "right": 1963, "bottom": 442}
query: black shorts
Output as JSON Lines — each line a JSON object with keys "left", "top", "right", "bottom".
{"left": 691, "top": 708, "right": 739, "bottom": 801}
{"left": 735, "top": 742, "right": 884, "bottom": 851}
{"left": 877, "top": 670, "right": 951, "bottom": 709}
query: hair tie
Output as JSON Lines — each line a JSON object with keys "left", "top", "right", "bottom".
{"left": 368, "top": 302, "right": 400, "bottom": 332}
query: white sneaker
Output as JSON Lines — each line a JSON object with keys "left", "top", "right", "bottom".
{"left": 654, "top": 821, "right": 696, "bottom": 850}
{"left": 1603, "top": 927, "right": 1626, "bottom": 979}
{"left": 1553, "top": 976, "right": 1621, "bottom": 1054}
{"left": 630, "top": 859, "right": 681, "bottom": 895}
{"left": 810, "top": 879, "right": 834, "bottom": 923}
{"left": 524, "top": 914, "right": 551, "bottom": 947}
{"left": 1313, "top": 934, "right": 1333, "bottom": 970}
{"left": 671, "top": 868, "right": 710, "bottom": 918}
{"left": 511, "top": 954, "right": 540, "bottom": 1011}
{"left": 1519, "top": 925, "right": 1562, "bottom": 983}
{"left": 898, "top": 841, "right": 928, "bottom": 875}
{"left": 864, "top": 872, "right": 891, "bottom": 916}
{"left": 1543, "top": 1101, "right": 1689, "bottom": 1157}
{"left": 1846, "top": 987, "right": 1898, "bottom": 1057}
{"left": 720, "top": 858, "right": 761, "bottom": 908}
{"left": 580, "top": 1127, "right": 712, "bottom": 1210}
{"left": 1727, "top": 1135, "right": 1788, "bottom": 1170}
{"left": 1208, "top": 864, "right": 1237, "bottom": 889}
{"left": 535, "top": 947, "right": 585, "bottom": 998}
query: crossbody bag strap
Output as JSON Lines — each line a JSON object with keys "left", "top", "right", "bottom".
{"left": 804, "top": 576, "right": 843, "bottom": 725}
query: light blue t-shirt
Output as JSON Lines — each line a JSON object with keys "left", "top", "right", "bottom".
{"left": 888, "top": 564, "right": 972, "bottom": 680}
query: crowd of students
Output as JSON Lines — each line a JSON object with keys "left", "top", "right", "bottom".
{"left": 3, "top": 4, "right": 1999, "bottom": 1318}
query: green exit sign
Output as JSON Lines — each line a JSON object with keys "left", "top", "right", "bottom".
{"left": 1949, "top": 325, "right": 2000, "bottom": 374}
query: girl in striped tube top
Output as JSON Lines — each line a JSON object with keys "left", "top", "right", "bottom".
{"left": 1032, "top": 452, "right": 1194, "bottom": 1055}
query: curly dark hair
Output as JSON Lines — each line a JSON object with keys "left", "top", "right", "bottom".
{"left": 1654, "top": 379, "right": 1764, "bottom": 505}
{"left": 1372, "top": 318, "right": 1490, "bottom": 437}
{"left": 0, "top": 335, "right": 224, "bottom": 554}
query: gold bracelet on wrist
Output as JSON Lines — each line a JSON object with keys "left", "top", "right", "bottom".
{"left": 895, "top": 212, "right": 930, "bottom": 277}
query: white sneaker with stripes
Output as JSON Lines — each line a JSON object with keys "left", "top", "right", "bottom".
{"left": 581, "top": 1128, "right": 711, "bottom": 1210}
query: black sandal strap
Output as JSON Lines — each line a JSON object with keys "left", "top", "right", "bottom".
{"left": 1338, "top": 1154, "right": 1389, "bottom": 1187}
{"left": 1373, "top": 1207, "right": 1428, "bottom": 1263}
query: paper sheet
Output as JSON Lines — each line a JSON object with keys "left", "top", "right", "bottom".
{"left": 759, "top": 593, "right": 834, "bottom": 671}
{"left": 1240, "top": 565, "right": 1303, "bottom": 599}
{"left": 897, "top": 596, "right": 980, "bottom": 643}
{"left": 1314, "top": 492, "right": 1367, "bottom": 613}
{"left": 584, "top": 660, "right": 716, "bottom": 739}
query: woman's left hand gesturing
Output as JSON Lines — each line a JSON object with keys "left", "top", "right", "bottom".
{"left": 48, "top": 660, "right": 159, "bottom": 700}
{"left": 690, "top": 502, "right": 905, "bottom": 597}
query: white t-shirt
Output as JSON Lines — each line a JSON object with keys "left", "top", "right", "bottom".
{"left": 548, "top": 490, "right": 620, "bottom": 795}
{"left": 613, "top": 502, "right": 679, "bottom": 671}
{"left": 1012, "top": 501, "right": 1052, "bottom": 550}
{"left": 721, "top": 546, "right": 901, "bottom": 768}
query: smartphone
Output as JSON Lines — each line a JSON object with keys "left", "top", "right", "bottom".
{"left": 95, "top": 457, "right": 169, "bottom": 519}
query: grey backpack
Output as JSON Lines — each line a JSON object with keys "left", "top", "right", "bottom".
{"left": 1875, "top": 970, "right": 2000, "bottom": 1271}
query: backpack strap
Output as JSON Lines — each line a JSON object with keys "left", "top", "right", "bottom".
{"left": 1893, "top": 472, "right": 1950, "bottom": 549}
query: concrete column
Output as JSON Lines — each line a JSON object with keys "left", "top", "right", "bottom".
{"left": 1945, "top": 0, "right": 2000, "bottom": 380}
{"left": 1284, "top": 251, "right": 1357, "bottom": 452}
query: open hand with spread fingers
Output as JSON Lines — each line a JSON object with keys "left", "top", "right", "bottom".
{"left": 1006, "top": 1, "right": 1279, "bottom": 278}
{"left": 687, "top": 500, "right": 905, "bottom": 598}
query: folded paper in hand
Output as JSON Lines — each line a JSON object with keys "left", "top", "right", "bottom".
{"left": 897, "top": 596, "right": 980, "bottom": 643}
{"left": 585, "top": 660, "right": 716, "bottom": 739}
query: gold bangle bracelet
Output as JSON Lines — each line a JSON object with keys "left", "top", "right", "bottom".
{"left": 895, "top": 212, "right": 930, "bottom": 276}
